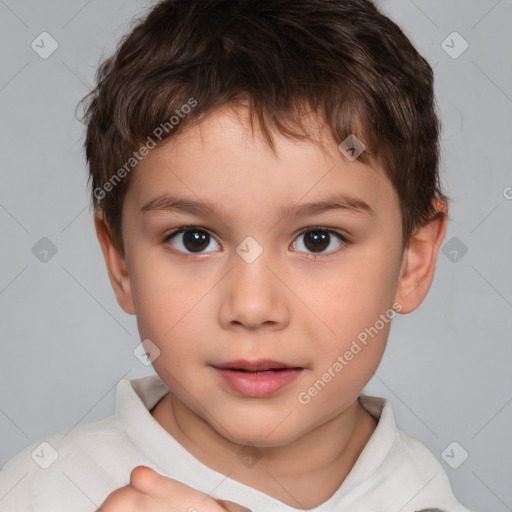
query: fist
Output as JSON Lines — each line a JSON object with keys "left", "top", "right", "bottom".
{"left": 97, "top": 466, "right": 251, "bottom": 512}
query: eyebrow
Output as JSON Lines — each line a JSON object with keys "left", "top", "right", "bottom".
{"left": 140, "top": 193, "right": 376, "bottom": 221}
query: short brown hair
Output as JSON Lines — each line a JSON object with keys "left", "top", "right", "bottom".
{"left": 80, "top": 0, "right": 448, "bottom": 256}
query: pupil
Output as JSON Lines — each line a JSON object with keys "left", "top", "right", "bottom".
{"left": 305, "top": 231, "right": 329, "bottom": 252}
{"left": 184, "top": 230, "right": 209, "bottom": 252}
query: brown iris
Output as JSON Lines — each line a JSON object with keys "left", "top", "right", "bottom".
{"left": 182, "top": 230, "right": 210, "bottom": 252}
{"left": 303, "top": 230, "right": 330, "bottom": 253}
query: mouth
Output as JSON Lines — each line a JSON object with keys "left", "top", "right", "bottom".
{"left": 212, "top": 359, "right": 304, "bottom": 397}
{"left": 213, "top": 358, "right": 303, "bottom": 372}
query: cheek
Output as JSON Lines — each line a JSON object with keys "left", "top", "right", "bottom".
{"left": 296, "top": 322, "right": 390, "bottom": 419}
{"left": 307, "top": 257, "right": 397, "bottom": 346}
{"left": 128, "top": 252, "right": 205, "bottom": 337}
{"left": 296, "top": 251, "right": 397, "bottom": 395}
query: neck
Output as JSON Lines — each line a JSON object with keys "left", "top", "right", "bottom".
{"left": 151, "top": 393, "right": 377, "bottom": 508}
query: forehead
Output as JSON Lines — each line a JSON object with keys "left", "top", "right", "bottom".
{"left": 126, "top": 105, "right": 399, "bottom": 223}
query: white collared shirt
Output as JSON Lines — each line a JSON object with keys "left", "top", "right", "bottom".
{"left": 0, "top": 375, "right": 472, "bottom": 511}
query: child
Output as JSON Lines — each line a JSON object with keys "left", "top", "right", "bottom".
{"left": 0, "top": 0, "right": 473, "bottom": 510}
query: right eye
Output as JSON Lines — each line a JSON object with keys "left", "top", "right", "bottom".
{"left": 164, "top": 227, "right": 221, "bottom": 254}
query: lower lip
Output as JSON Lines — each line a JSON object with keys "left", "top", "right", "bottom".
{"left": 214, "top": 368, "right": 302, "bottom": 397}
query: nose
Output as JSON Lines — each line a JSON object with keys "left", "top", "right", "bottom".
{"left": 217, "top": 245, "right": 290, "bottom": 331}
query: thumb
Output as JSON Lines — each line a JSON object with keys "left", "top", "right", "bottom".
{"left": 214, "top": 498, "right": 252, "bottom": 512}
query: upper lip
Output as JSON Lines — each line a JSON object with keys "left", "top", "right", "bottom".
{"left": 213, "top": 359, "right": 302, "bottom": 372}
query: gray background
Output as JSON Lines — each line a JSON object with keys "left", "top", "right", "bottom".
{"left": 0, "top": 0, "right": 511, "bottom": 510}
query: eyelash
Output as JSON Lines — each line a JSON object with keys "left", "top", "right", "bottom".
{"left": 162, "top": 226, "right": 350, "bottom": 258}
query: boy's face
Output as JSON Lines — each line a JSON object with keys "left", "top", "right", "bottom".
{"left": 99, "top": 106, "right": 423, "bottom": 447}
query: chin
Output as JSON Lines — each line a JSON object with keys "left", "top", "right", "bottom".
{"left": 216, "top": 414, "right": 309, "bottom": 449}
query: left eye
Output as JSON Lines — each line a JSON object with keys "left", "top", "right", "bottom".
{"left": 292, "top": 229, "right": 346, "bottom": 254}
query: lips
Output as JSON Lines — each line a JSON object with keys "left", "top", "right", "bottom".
{"left": 212, "top": 359, "right": 303, "bottom": 397}
{"left": 214, "top": 359, "right": 301, "bottom": 372}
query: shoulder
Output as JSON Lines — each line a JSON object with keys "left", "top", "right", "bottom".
{"left": 392, "top": 427, "right": 473, "bottom": 512}
{"left": 0, "top": 414, "right": 136, "bottom": 512}
{"left": 0, "top": 376, "right": 169, "bottom": 511}
{"left": 357, "top": 395, "right": 473, "bottom": 512}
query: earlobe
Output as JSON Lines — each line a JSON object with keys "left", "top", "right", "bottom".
{"left": 94, "top": 211, "right": 136, "bottom": 315}
{"left": 394, "top": 200, "right": 448, "bottom": 314}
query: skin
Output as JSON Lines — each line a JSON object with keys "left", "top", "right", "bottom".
{"left": 95, "top": 104, "right": 447, "bottom": 510}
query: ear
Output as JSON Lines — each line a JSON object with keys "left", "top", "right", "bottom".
{"left": 94, "top": 211, "right": 136, "bottom": 315}
{"left": 394, "top": 199, "right": 448, "bottom": 314}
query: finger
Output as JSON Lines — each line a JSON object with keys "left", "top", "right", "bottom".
{"left": 129, "top": 466, "right": 251, "bottom": 512}
{"left": 214, "top": 498, "right": 253, "bottom": 512}
{"left": 129, "top": 465, "right": 157, "bottom": 495}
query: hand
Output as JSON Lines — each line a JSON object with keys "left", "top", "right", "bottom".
{"left": 97, "top": 466, "right": 251, "bottom": 512}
